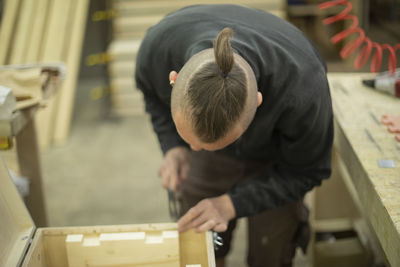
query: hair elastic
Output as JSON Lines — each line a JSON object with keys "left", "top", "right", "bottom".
{"left": 220, "top": 70, "right": 228, "bottom": 78}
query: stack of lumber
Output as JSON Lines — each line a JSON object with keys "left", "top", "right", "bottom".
{"left": 108, "top": 0, "right": 284, "bottom": 116}
{"left": 0, "top": 0, "right": 89, "bottom": 149}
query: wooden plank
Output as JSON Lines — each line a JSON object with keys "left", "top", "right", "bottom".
{"left": 21, "top": 224, "right": 214, "bottom": 267}
{"left": 0, "top": 0, "right": 22, "bottom": 65}
{"left": 114, "top": 0, "right": 283, "bottom": 16}
{"left": 180, "top": 230, "right": 215, "bottom": 267}
{"left": 108, "top": 60, "right": 136, "bottom": 77}
{"left": 65, "top": 231, "right": 180, "bottom": 267}
{"left": 313, "top": 218, "right": 354, "bottom": 233}
{"left": 113, "top": 15, "right": 163, "bottom": 37}
{"left": 16, "top": 117, "right": 48, "bottom": 227}
{"left": 329, "top": 73, "right": 400, "bottom": 267}
{"left": 108, "top": 39, "right": 141, "bottom": 61}
{"left": 9, "top": 0, "right": 36, "bottom": 64}
{"left": 25, "top": 224, "right": 179, "bottom": 267}
{"left": 0, "top": 155, "right": 35, "bottom": 267}
{"left": 52, "top": 0, "right": 89, "bottom": 144}
{"left": 25, "top": 0, "right": 51, "bottom": 62}
{"left": 35, "top": 0, "right": 73, "bottom": 149}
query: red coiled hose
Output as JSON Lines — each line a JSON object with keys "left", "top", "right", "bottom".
{"left": 319, "top": 0, "right": 400, "bottom": 74}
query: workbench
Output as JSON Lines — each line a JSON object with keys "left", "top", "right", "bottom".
{"left": 329, "top": 73, "right": 400, "bottom": 267}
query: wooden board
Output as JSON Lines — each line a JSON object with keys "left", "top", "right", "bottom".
{"left": 0, "top": 0, "right": 22, "bottom": 65}
{"left": 22, "top": 224, "right": 215, "bottom": 267}
{"left": 329, "top": 73, "right": 400, "bottom": 267}
{"left": 35, "top": 0, "right": 73, "bottom": 149}
{"left": 25, "top": 0, "right": 50, "bottom": 62}
{"left": 0, "top": 155, "right": 35, "bottom": 267}
{"left": 53, "top": 0, "right": 89, "bottom": 144}
{"left": 9, "top": 0, "right": 35, "bottom": 64}
{"left": 108, "top": 39, "right": 141, "bottom": 62}
{"left": 66, "top": 231, "right": 179, "bottom": 267}
{"left": 113, "top": 0, "right": 283, "bottom": 16}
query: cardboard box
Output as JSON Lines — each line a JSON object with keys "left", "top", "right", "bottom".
{"left": 0, "top": 156, "right": 215, "bottom": 267}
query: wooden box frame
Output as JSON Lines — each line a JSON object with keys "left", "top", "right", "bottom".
{"left": 0, "top": 156, "right": 215, "bottom": 267}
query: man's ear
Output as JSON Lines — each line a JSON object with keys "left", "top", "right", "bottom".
{"left": 169, "top": 71, "right": 178, "bottom": 86}
{"left": 257, "top": 92, "right": 263, "bottom": 107}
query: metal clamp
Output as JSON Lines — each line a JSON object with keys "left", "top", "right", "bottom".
{"left": 213, "top": 231, "right": 224, "bottom": 250}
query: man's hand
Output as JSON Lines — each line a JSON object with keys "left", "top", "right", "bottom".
{"left": 178, "top": 194, "right": 236, "bottom": 233}
{"left": 159, "top": 146, "right": 191, "bottom": 192}
{"left": 382, "top": 114, "right": 400, "bottom": 142}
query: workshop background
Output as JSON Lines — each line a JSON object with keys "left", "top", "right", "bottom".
{"left": 1, "top": 0, "right": 399, "bottom": 266}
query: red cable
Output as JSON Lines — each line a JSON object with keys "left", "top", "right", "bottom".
{"left": 319, "top": 0, "right": 399, "bottom": 74}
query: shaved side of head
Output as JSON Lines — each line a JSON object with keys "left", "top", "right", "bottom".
{"left": 171, "top": 28, "right": 258, "bottom": 144}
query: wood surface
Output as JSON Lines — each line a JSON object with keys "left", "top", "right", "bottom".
{"left": 329, "top": 73, "right": 400, "bottom": 267}
{"left": 0, "top": 0, "right": 22, "bottom": 65}
{"left": 53, "top": 0, "right": 89, "bottom": 144}
{"left": 35, "top": 0, "right": 73, "bottom": 149}
{"left": 65, "top": 231, "right": 179, "bottom": 267}
{"left": 114, "top": 0, "right": 283, "bottom": 16}
{"left": 21, "top": 224, "right": 214, "bottom": 267}
{"left": 9, "top": 0, "right": 35, "bottom": 64}
{"left": 25, "top": 0, "right": 50, "bottom": 62}
{"left": 0, "top": 155, "right": 35, "bottom": 267}
{"left": 16, "top": 118, "right": 48, "bottom": 227}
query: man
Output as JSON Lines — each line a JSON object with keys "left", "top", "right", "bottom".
{"left": 135, "top": 4, "right": 333, "bottom": 267}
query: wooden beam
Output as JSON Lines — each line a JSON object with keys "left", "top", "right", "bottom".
{"left": 0, "top": 0, "right": 22, "bottom": 65}
{"left": 9, "top": 0, "right": 35, "bottom": 64}
{"left": 25, "top": 0, "right": 51, "bottom": 62}
{"left": 53, "top": 0, "right": 89, "bottom": 144}
{"left": 35, "top": 0, "right": 73, "bottom": 149}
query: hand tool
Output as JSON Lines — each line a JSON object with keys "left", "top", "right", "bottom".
{"left": 167, "top": 189, "right": 182, "bottom": 221}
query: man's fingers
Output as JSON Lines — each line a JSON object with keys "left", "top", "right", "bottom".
{"left": 381, "top": 114, "right": 394, "bottom": 125}
{"left": 168, "top": 172, "right": 178, "bottom": 191}
{"left": 178, "top": 207, "right": 201, "bottom": 232}
{"left": 180, "top": 162, "right": 191, "bottom": 182}
{"left": 213, "top": 223, "right": 228, "bottom": 233}
{"left": 196, "top": 219, "right": 216, "bottom": 233}
{"left": 388, "top": 125, "right": 400, "bottom": 133}
{"left": 160, "top": 173, "right": 169, "bottom": 189}
{"left": 395, "top": 134, "right": 400, "bottom": 142}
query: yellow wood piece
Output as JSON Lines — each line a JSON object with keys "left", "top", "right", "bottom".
{"left": 53, "top": 0, "right": 89, "bottom": 145}
{"left": 114, "top": 0, "right": 283, "bottom": 15}
{"left": 0, "top": 156, "right": 35, "bottom": 267}
{"left": 25, "top": 0, "right": 50, "bottom": 62}
{"left": 65, "top": 231, "right": 180, "bottom": 267}
{"left": 35, "top": 0, "right": 73, "bottom": 149}
{"left": 0, "top": 0, "right": 22, "bottom": 65}
{"left": 179, "top": 230, "right": 215, "bottom": 267}
{"left": 9, "top": 0, "right": 35, "bottom": 64}
{"left": 329, "top": 73, "right": 400, "bottom": 267}
{"left": 20, "top": 224, "right": 214, "bottom": 267}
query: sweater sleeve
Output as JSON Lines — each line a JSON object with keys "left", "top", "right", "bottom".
{"left": 228, "top": 81, "right": 333, "bottom": 218}
{"left": 135, "top": 57, "right": 188, "bottom": 154}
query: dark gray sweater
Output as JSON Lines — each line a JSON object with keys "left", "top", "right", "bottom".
{"left": 135, "top": 4, "right": 333, "bottom": 218}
